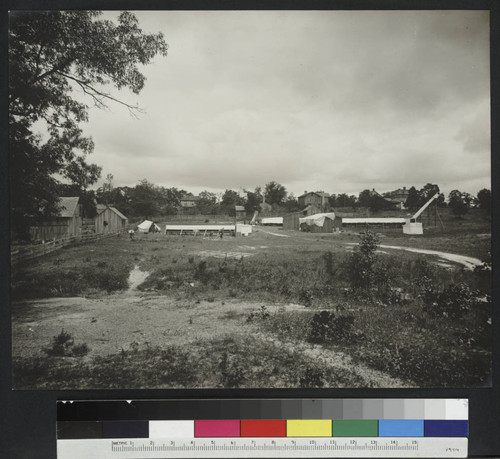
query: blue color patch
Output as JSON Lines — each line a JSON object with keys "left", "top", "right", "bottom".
{"left": 424, "top": 420, "right": 468, "bottom": 437}
{"left": 379, "top": 420, "right": 424, "bottom": 437}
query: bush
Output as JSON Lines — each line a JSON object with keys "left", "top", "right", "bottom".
{"left": 346, "top": 231, "right": 380, "bottom": 294}
{"left": 246, "top": 305, "right": 270, "bottom": 322}
{"left": 322, "top": 251, "right": 336, "bottom": 277}
{"left": 424, "top": 282, "right": 478, "bottom": 319}
{"left": 299, "top": 366, "right": 324, "bottom": 388}
{"left": 72, "top": 343, "right": 90, "bottom": 357}
{"left": 373, "top": 259, "right": 399, "bottom": 304}
{"left": 194, "top": 260, "right": 211, "bottom": 285}
{"left": 308, "top": 311, "right": 363, "bottom": 345}
{"left": 219, "top": 352, "right": 246, "bottom": 388}
{"left": 45, "top": 330, "right": 90, "bottom": 357}
{"left": 299, "top": 289, "right": 314, "bottom": 307}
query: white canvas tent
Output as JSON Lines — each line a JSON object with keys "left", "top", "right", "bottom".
{"left": 137, "top": 220, "right": 161, "bottom": 233}
{"left": 299, "top": 212, "right": 336, "bottom": 227}
{"left": 299, "top": 213, "right": 337, "bottom": 233}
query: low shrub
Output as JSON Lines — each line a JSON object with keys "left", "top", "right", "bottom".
{"left": 322, "top": 251, "right": 336, "bottom": 277}
{"left": 246, "top": 305, "right": 270, "bottom": 322}
{"left": 299, "top": 289, "right": 314, "bottom": 307}
{"left": 218, "top": 352, "right": 246, "bottom": 388}
{"left": 72, "top": 343, "right": 90, "bottom": 357}
{"left": 299, "top": 366, "right": 325, "bottom": 388}
{"left": 422, "top": 282, "right": 478, "bottom": 319}
{"left": 45, "top": 330, "right": 90, "bottom": 357}
{"left": 308, "top": 311, "right": 363, "bottom": 345}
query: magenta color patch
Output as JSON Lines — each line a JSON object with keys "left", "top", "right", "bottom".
{"left": 194, "top": 420, "right": 240, "bottom": 437}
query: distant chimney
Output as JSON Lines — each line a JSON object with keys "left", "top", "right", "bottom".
{"left": 403, "top": 186, "right": 406, "bottom": 190}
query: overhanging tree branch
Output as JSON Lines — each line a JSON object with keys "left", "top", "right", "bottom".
{"left": 56, "top": 71, "right": 145, "bottom": 117}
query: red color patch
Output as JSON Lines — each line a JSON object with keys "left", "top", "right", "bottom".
{"left": 241, "top": 420, "right": 287, "bottom": 437}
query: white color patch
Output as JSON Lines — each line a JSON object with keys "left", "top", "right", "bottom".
{"left": 149, "top": 421, "right": 194, "bottom": 438}
{"left": 445, "top": 399, "right": 469, "bottom": 420}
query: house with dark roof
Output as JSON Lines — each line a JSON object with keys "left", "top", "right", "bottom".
{"left": 179, "top": 195, "right": 200, "bottom": 208}
{"left": 384, "top": 187, "right": 410, "bottom": 209}
{"left": 29, "top": 197, "right": 82, "bottom": 241}
{"left": 298, "top": 192, "right": 330, "bottom": 212}
{"left": 366, "top": 189, "right": 399, "bottom": 211}
{"left": 95, "top": 205, "right": 129, "bottom": 234}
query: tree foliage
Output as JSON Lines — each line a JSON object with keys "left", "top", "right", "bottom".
{"left": 284, "top": 193, "right": 300, "bottom": 212}
{"left": 358, "top": 189, "right": 395, "bottom": 212}
{"left": 403, "top": 184, "right": 445, "bottom": 210}
{"left": 419, "top": 183, "right": 445, "bottom": 207}
{"left": 264, "top": 181, "right": 287, "bottom": 206}
{"left": 477, "top": 188, "right": 491, "bottom": 211}
{"left": 448, "top": 190, "right": 470, "bottom": 216}
{"left": 331, "top": 193, "right": 357, "bottom": 208}
{"left": 358, "top": 189, "right": 372, "bottom": 208}
{"left": 129, "top": 179, "right": 161, "bottom": 218}
{"left": 9, "top": 11, "right": 168, "bottom": 239}
{"left": 404, "top": 186, "right": 420, "bottom": 210}
{"left": 244, "top": 187, "right": 263, "bottom": 213}
{"left": 197, "top": 191, "right": 218, "bottom": 215}
{"left": 220, "top": 189, "right": 245, "bottom": 215}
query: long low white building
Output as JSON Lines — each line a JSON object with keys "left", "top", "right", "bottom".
{"left": 164, "top": 224, "right": 252, "bottom": 236}
{"left": 342, "top": 217, "right": 406, "bottom": 225}
{"left": 261, "top": 217, "right": 283, "bottom": 226}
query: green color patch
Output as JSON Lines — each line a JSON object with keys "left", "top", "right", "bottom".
{"left": 332, "top": 420, "right": 378, "bottom": 437}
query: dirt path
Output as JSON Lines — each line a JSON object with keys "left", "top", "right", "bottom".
{"left": 378, "top": 244, "right": 482, "bottom": 269}
{"left": 344, "top": 242, "right": 482, "bottom": 269}
{"left": 257, "top": 229, "right": 291, "bottom": 238}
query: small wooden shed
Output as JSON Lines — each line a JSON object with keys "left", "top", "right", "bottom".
{"left": 283, "top": 213, "right": 300, "bottom": 230}
{"left": 235, "top": 205, "right": 246, "bottom": 220}
{"left": 29, "top": 197, "right": 82, "bottom": 241}
{"left": 95, "top": 206, "right": 128, "bottom": 234}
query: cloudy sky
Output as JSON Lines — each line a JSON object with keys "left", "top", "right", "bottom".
{"left": 82, "top": 10, "right": 490, "bottom": 198}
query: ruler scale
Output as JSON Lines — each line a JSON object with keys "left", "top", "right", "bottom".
{"left": 57, "top": 399, "right": 468, "bottom": 458}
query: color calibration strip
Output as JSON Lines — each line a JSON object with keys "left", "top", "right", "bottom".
{"left": 58, "top": 419, "right": 468, "bottom": 439}
{"left": 57, "top": 400, "right": 468, "bottom": 458}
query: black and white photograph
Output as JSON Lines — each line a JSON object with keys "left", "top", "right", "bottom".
{"left": 9, "top": 10, "right": 492, "bottom": 389}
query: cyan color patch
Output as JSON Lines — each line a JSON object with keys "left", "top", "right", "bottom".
{"left": 379, "top": 420, "right": 424, "bottom": 437}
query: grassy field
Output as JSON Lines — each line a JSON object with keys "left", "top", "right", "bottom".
{"left": 11, "top": 211, "right": 492, "bottom": 389}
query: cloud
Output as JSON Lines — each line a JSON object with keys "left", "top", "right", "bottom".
{"left": 79, "top": 10, "right": 490, "bottom": 197}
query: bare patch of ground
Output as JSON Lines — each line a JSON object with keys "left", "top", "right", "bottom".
{"left": 256, "top": 334, "right": 411, "bottom": 388}
{"left": 12, "top": 294, "right": 256, "bottom": 360}
{"left": 11, "top": 290, "right": 408, "bottom": 388}
{"left": 127, "top": 265, "right": 150, "bottom": 291}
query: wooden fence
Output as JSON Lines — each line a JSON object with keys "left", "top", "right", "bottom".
{"left": 11, "top": 231, "right": 123, "bottom": 266}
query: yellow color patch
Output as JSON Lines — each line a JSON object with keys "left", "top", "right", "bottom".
{"left": 287, "top": 420, "right": 332, "bottom": 437}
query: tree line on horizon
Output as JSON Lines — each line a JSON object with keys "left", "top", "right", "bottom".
{"left": 72, "top": 177, "right": 490, "bottom": 222}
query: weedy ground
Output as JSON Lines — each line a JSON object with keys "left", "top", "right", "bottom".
{"left": 11, "top": 209, "right": 492, "bottom": 389}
